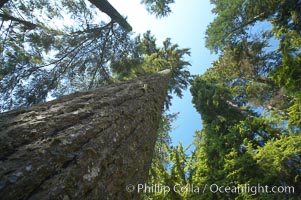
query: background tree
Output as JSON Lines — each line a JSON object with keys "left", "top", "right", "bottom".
{"left": 188, "top": 0, "right": 301, "bottom": 199}
{"left": 111, "top": 30, "right": 191, "bottom": 108}
{"left": 141, "top": 0, "right": 175, "bottom": 18}
{"left": 190, "top": 64, "right": 301, "bottom": 199}
{"left": 205, "top": 0, "right": 301, "bottom": 128}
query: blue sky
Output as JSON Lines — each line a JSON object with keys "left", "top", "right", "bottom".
{"left": 110, "top": 0, "right": 217, "bottom": 150}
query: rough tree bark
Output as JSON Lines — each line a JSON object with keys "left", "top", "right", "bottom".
{"left": 0, "top": 70, "right": 171, "bottom": 200}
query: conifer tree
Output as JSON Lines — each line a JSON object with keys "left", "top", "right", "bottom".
{"left": 188, "top": 1, "right": 301, "bottom": 198}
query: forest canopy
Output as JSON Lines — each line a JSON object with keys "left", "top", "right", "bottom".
{"left": 0, "top": 0, "right": 188, "bottom": 111}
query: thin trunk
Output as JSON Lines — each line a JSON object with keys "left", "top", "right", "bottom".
{"left": 226, "top": 11, "right": 270, "bottom": 39}
{"left": 0, "top": 70, "right": 171, "bottom": 199}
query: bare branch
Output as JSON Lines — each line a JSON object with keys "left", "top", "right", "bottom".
{"left": 70, "top": 20, "right": 114, "bottom": 35}
{"left": 88, "top": 27, "right": 112, "bottom": 89}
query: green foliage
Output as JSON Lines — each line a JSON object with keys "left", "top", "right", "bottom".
{"left": 187, "top": 1, "right": 301, "bottom": 199}
{"left": 0, "top": 0, "right": 133, "bottom": 110}
{"left": 190, "top": 71, "right": 301, "bottom": 199}
{"left": 206, "top": 0, "right": 301, "bottom": 97}
{"left": 145, "top": 143, "right": 193, "bottom": 200}
{"left": 190, "top": 73, "right": 246, "bottom": 123}
{"left": 205, "top": 0, "right": 301, "bottom": 53}
{"left": 111, "top": 31, "right": 191, "bottom": 108}
{"left": 255, "top": 136, "right": 301, "bottom": 186}
{"left": 141, "top": 0, "right": 175, "bottom": 18}
{"left": 288, "top": 95, "right": 301, "bottom": 128}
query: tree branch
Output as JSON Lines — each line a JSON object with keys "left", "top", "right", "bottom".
{"left": 0, "top": 13, "right": 38, "bottom": 29}
{"left": 70, "top": 20, "right": 114, "bottom": 35}
{"left": 226, "top": 11, "right": 270, "bottom": 39}
{"left": 87, "top": 0, "right": 132, "bottom": 32}
{"left": 88, "top": 27, "right": 112, "bottom": 89}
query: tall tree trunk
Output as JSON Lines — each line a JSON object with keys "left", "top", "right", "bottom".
{"left": 0, "top": 70, "right": 171, "bottom": 200}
